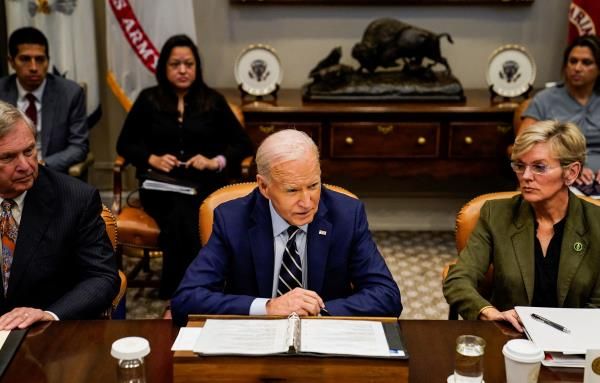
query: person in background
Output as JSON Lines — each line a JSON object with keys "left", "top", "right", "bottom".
{"left": 0, "top": 100, "right": 118, "bottom": 330}
{"left": 521, "top": 35, "right": 600, "bottom": 186}
{"left": 171, "top": 129, "right": 401, "bottom": 326}
{"left": 0, "top": 27, "right": 88, "bottom": 173}
{"left": 116, "top": 34, "right": 253, "bottom": 300}
{"left": 443, "top": 121, "right": 600, "bottom": 332}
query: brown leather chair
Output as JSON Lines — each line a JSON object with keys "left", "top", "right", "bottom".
{"left": 443, "top": 191, "right": 600, "bottom": 319}
{"left": 506, "top": 98, "right": 532, "bottom": 157}
{"left": 112, "top": 101, "right": 252, "bottom": 288}
{"left": 199, "top": 182, "right": 357, "bottom": 246}
{"left": 100, "top": 205, "right": 127, "bottom": 319}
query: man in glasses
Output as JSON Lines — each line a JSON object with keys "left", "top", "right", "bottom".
{"left": 0, "top": 27, "right": 88, "bottom": 174}
{"left": 444, "top": 120, "right": 600, "bottom": 331}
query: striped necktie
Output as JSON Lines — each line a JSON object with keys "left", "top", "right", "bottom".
{"left": 1, "top": 199, "right": 18, "bottom": 297}
{"left": 277, "top": 226, "right": 303, "bottom": 296}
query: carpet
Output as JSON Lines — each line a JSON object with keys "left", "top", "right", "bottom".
{"left": 124, "top": 231, "right": 457, "bottom": 320}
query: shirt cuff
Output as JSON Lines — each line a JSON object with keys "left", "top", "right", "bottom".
{"left": 249, "top": 298, "right": 269, "bottom": 315}
{"left": 214, "top": 155, "right": 226, "bottom": 172}
{"left": 44, "top": 310, "right": 59, "bottom": 321}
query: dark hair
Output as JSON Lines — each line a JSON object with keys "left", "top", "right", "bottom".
{"left": 154, "top": 34, "right": 216, "bottom": 112}
{"left": 562, "top": 35, "right": 600, "bottom": 90}
{"left": 8, "top": 27, "right": 49, "bottom": 59}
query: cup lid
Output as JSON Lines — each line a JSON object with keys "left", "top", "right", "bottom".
{"left": 111, "top": 337, "right": 151, "bottom": 360}
{"left": 502, "top": 339, "right": 544, "bottom": 363}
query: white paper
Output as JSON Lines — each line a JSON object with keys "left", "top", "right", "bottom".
{"left": 171, "top": 327, "right": 203, "bottom": 351}
{"left": 300, "top": 319, "right": 396, "bottom": 357}
{"left": 142, "top": 180, "right": 197, "bottom": 195}
{"left": 193, "top": 319, "right": 290, "bottom": 355}
{"left": 516, "top": 307, "right": 600, "bottom": 354}
{"left": 542, "top": 352, "right": 585, "bottom": 368}
{"left": 0, "top": 331, "right": 9, "bottom": 350}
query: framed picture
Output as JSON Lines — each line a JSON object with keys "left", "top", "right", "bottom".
{"left": 231, "top": 0, "right": 533, "bottom": 4}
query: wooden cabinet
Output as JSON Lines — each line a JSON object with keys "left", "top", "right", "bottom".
{"left": 222, "top": 89, "right": 516, "bottom": 179}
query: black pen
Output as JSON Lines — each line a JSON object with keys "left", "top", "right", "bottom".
{"left": 531, "top": 313, "right": 571, "bottom": 334}
{"left": 320, "top": 307, "right": 331, "bottom": 316}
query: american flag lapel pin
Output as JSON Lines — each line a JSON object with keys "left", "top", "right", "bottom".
{"left": 319, "top": 230, "right": 327, "bottom": 236}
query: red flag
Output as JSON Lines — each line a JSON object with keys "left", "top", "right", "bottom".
{"left": 569, "top": 0, "right": 600, "bottom": 43}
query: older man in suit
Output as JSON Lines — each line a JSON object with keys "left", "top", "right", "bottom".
{"left": 172, "top": 129, "right": 401, "bottom": 325}
{"left": 0, "top": 27, "right": 88, "bottom": 174}
{"left": 0, "top": 100, "right": 118, "bottom": 330}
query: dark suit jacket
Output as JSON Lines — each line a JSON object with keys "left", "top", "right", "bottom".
{"left": 443, "top": 193, "right": 600, "bottom": 320}
{"left": 0, "top": 166, "right": 119, "bottom": 319}
{"left": 0, "top": 73, "right": 89, "bottom": 173}
{"left": 172, "top": 187, "right": 402, "bottom": 325}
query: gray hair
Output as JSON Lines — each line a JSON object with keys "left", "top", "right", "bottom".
{"left": 512, "top": 120, "right": 586, "bottom": 167}
{"left": 0, "top": 100, "right": 36, "bottom": 139}
{"left": 256, "top": 129, "right": 320, "bottom": 180}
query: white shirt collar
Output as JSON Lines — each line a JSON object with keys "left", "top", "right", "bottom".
{"left": 0, "top": 191, "right": 27, "bottom": 212}
{"left": 16, "top": 78, "right": 46, "bottom": 103}
{"left": 268, "top": 200, "right": 308, "bottom": 237}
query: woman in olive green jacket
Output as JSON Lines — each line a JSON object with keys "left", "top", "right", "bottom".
{"left": 443, "top": 120, "right": 600, "bottom": 332}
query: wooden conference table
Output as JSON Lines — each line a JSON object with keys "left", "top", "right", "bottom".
{"left": 0, "top": 318, "right": 584, "bottom": 383}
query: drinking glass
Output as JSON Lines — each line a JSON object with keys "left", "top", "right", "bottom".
{"left": 454, "top": 335, "right": 486, "bottom": 383}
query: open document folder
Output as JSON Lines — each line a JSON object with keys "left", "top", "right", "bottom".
{"left": 515, "top": 306, "right": 600, "bottom": 368}
{"left": 192, "top": 316, "right": 408, "bottom": 359}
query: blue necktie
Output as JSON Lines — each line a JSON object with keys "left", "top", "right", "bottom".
{"left": 277, "top": 226, "right": 303, "bottom": 296}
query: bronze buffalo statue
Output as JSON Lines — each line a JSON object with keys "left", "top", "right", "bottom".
{"left": 352, "top": 18, "right": 453, "bottom": 74}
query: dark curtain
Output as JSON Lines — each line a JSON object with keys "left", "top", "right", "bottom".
{"left": 0, "top": 0, "right": 7, "bottom": 77}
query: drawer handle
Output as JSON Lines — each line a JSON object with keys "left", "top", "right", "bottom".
{"left": 464, "top": 136, "right": 473, "bottom": 145}
{"left": 377, "top": 125, "right": 394, "bottom": 135}
{"left": 259, "top": 125, "right": 275, "bottom": 134}
{"left": 345, "top": 136, "right": 354, "bottom": 145}
{"left": 417, "top": 137, "right": 426, "bottom": 145}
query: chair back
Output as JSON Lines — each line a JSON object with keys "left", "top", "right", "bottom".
{"left": 100, "top": 205, "right": 127, "bottom": 318}
{"left": 199, "top": 182, "right": 357, "bottom": 246}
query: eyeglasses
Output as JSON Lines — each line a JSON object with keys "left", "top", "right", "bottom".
{"left": 510, "top": 161, "right": 563, "bottom": 175}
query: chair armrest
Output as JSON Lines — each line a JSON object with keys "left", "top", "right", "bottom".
{"left": 68, "top": 152, "right": 95, "bottom": 178}
{"left": 112, "top": 155, "right": 127, "bottom": 215}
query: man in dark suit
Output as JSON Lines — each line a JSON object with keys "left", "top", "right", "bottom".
{"left": 172, "top": 129, "right": 401, "bottom": 325}
{"left": 0, "top": 100, "right": 118, "bottom": 330}
{"left": 0, "top": 27, "right": 88, "bottom": 173}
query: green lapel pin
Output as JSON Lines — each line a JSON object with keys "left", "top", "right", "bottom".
{"left": 573, "top": 242, "right": 584, "bottom": 252}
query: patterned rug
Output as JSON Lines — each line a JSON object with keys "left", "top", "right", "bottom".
{"left": 124, "top": 231, "right": 457, "bottom": 320}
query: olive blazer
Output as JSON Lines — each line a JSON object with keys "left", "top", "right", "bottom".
{"left": 443, "top": 192, "right": 600, "bottom": 320}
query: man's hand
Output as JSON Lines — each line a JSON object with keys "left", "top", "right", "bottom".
{"left": 148, "top": 154, "right": 179, "bottom": 173}
{"left": 0, "top": 307, "right": 56, "bottom": 330}
{"left": 266, "top": 288, "right": 324, "bottom": 316}
{"left": 478, "top": 307, "right": 523, "bottom": 333}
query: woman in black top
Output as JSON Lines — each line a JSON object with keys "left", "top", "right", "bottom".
{"left": 117, "top": 35, "right": 253, "bottom": 299}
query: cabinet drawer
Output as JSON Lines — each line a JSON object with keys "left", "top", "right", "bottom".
{"left": 330, "top": 122, "right": 440, "bottom": 158}
{"left": 245, "top": 122, "right": 321, "bottom": 148}
{"left": 449, "top": 122, "right": 512, "bottom": 158}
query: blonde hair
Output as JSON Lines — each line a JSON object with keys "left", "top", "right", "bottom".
{"left": 512, "top": 120, "right": 586, "bottom": 166}
{"left": 0, "top": 100, "right": 36, "bottom": 138}
{"left": 256, "top": 129, "right": 320, "bottom": 180}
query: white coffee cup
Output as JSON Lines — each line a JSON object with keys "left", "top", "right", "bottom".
{"left": 502, "top": 339, "right": 544, "bottom": 383}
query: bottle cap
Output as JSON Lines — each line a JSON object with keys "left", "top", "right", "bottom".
{"left": 502, "top": 339, "right": 544, "bottom": 363}
{"left": 111, "top": 337, "right": 151, "bottom": 360}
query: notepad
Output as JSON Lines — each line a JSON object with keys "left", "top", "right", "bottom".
{"left": 192, "top": 315, "right": 408, "bottom": 359}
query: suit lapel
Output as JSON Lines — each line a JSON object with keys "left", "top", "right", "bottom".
{"left": 306, "top": 195, "right": 331, "bottom": 293}
{"left": 2, "top": 76, "right": 18, "bottom": 105}
{"left": 557, "top": 195, "right": 588, "bottom": 307}
{"left": 249, "top": 192, "right": 276, "bottom": 297}
{"left": 8, "top": 168, "right": 54, "bottom": 297}
{"left": 41, "top": 76, "right": 56, "bottom": 156}
{"left": 510, "top": 198, "right": 535, "bottom": 303}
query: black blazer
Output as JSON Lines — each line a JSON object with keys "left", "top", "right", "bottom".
{"left": 0, "top": 167, "right": 119, "bottom": 319}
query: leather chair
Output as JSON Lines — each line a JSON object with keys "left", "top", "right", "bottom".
{"left": 199, "top": 182, "right": 357, "bottom": 246}
{"left": 112, "top": 101, "right": 253, "bottom": 288}
{"left": 506, "top": 98, "right": 532, "bottom": 157}
{"left": 100, "top": 205, "right": 127, "bottom": 319}
{"left": 442, "top": 191, "right": 600, "bottom": 319}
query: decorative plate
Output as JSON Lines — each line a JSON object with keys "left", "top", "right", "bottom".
{"left": 486, "top": 45, "right": 536, "bottom": 98}
{"left": 234, "top": 44, "right": 282, "bottom": 96}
